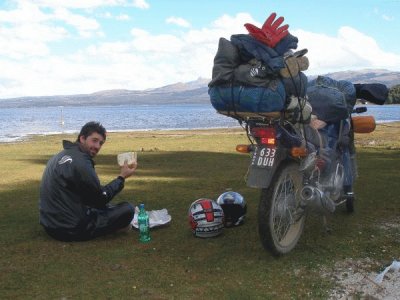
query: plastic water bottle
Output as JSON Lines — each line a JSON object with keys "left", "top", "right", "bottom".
{"left": 138, "top": 203, "right": 151, "bottom": 243}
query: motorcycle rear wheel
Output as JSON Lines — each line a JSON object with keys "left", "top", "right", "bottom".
{"left": 258, "top": 161, "right": 306, "bottom": 256}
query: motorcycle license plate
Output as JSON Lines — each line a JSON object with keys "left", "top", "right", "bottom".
{"left": 251, "top": 145, "right": 276, "bottom": 168}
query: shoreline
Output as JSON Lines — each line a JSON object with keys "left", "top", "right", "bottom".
{"left": 1, "top": 121, "right": 399, "bottom": 145}
{"left": 0, "top": 126, "right": 245, "bottom": 144}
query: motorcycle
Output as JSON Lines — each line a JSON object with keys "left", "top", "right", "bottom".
{"left": 234, "top": 100, "right": 375, "bottom": 256}
{"left": 206, "top": 14, "right": 389, "bottom": 256}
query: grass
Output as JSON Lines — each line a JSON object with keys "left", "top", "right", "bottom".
{"left": 0, "top": 124, "right": 399, "bottom": 299}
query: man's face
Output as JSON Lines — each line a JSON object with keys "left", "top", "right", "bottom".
{"left": 79, "top": 132, "right": 105, "bottom": 158}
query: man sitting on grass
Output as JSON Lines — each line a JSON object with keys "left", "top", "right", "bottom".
{"left": 39, "top": 121, "right": 136, "bottom": 242}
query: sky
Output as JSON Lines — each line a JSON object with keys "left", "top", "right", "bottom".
{"left": 0, "top": 0, "right": 399, "bottom": 99}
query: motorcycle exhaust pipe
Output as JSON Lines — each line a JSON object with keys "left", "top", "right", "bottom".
{"left": 300, "top": 185, "right": 336, "bottom": 213}
{"left": 300, "top": 186, "right": 317, "bottom": 202}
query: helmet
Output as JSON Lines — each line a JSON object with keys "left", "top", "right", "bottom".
{"left": 188, "top": 198, "right": 224, "bottom": 238}
{"left": 216, "top": 191, "right": 247, "bottom": 227}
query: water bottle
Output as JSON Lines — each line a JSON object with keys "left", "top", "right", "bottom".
{"left": 138, "top": 203, "right": 151, "bottom": 243}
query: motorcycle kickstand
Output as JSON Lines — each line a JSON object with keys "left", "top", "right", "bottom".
{"left": 322, "top": 216, "right": 332, "bottom": 234}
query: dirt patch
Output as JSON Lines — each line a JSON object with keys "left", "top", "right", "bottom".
{"left": 322, "top": 258, "right": 400, "bottom": 299}
{"left": 323, "top": 217, "right": 400, "bottom": 299}
{"left": 376, "top": 217, "right": 400, "bottom": 231}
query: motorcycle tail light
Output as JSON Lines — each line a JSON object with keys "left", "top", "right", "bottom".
{"left": 290, "top": 147, "right": 308, "bottom": 158}
{"left": 251, "top": 127, "right": 276, "bottom": 146}
{"left": 236, "top": 144, "right": 251, "bottom": 153}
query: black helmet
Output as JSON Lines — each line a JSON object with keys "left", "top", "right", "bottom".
{"left": 216, "top": 191, "right": 247, "bottom": 227}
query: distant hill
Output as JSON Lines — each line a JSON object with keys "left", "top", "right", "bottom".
{"left": 0, "top": 69, "right": 399, "bottom": 108}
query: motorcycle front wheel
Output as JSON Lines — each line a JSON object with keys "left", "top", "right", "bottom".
{"left": 258, "top": 161, "right": 306, "bottom": 256}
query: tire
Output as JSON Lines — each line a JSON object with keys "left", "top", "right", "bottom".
{"left": 258, "top": 161, "right": 306, "bottom": 256}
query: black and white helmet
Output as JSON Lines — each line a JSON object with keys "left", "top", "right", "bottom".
{"left": 216, "top": 191, "right": 247, "bottom": 227}
{"left": 188, "top": 198, "right": 224, "bottom": 238}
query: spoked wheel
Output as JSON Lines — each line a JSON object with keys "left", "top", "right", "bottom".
{"left": 258, "top": 161, "right": 306, "bottom": 256}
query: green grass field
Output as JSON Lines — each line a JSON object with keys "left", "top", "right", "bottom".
{"left": 0, "top": 125, "right": 399, "bottom": 299}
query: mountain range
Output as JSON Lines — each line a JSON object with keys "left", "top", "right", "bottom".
{"left": 0, "top": 69, "right": 399, "bottom": 108}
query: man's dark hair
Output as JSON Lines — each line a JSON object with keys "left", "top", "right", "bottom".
{"left": 77, "top": 121, "right": 107, "bottom": 142}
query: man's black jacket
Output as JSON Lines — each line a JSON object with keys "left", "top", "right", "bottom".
{"left": 39, "top": 140, "right": 124, "bottom": 230}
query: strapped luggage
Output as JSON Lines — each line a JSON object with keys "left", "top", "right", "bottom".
{"left": 208, "top": 80, "right": 286, "bottom": 115}
{"left": 307, "top": 76, "right": 356, "bottom": 123}
{"left": 354, "top": 83, "right": 388, "bottom": 105}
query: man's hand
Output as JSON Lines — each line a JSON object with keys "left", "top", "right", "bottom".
{"left": 119, "top": 161, "right": 137, "bottom": 179}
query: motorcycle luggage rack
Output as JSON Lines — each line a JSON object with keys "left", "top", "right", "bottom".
{"left": 217, "top": 111, "right": 282, "bottom": 124}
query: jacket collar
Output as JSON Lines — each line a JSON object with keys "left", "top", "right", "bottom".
{"left": 62, "top": 140, "right": 79, "bottom": 150}
{"left": 62, "top": 140, "right": 95, "bottom": 165}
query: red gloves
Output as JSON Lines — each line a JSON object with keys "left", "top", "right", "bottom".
{"left": 244, "top": 12, "right": 289, "bottom": 48}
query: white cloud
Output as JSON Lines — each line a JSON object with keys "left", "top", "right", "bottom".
{"left": 1, "top": 10, "right": 400, "bottom": 99}
{"left": 32, "top": 0, "right": 149, "bottom": 9}
{"left": 0, "top": 2, "right": 68, "bottom": 59}
{"left": 116, "top": 14, "right": 130, "bottom": 21}
{"left": 166, "top": 17, "right": 191, "bottom": 28}
{"left": 0, "top": 13, "right": 251, "bottom": 98}
{"left": 382, "top": 14, "right": 394, "bottom": 21}
{"left": 295, "top": 26, "right": 400, "bottom": 75}
{"left": 132, "top": 0, "right": 149, "bottom": 9}
{"left": 0, "top": 1, "right": 100, "bottom": 42}
{"left": 0, "top": 24, "right": 66, "bottom": 59}
{"left": 53, "top": 7, "right": 100, "bottom": 37}
{"left": 212, "top": 12, "right": 255, "bottom": 32}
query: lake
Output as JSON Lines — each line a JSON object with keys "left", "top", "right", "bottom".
{"left": 0, "top": 103, "right": 399, "bottom": 143}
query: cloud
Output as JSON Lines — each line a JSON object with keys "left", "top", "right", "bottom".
{"left": 166, "top": 17, "right": 191, "bottom": 28}
{"left": 101, "top": 11, "right": 130, "bottom": 20}
{"left": 31, "top": 0, "right": 149, "bottom": 9}
{"left": 116, "top": 14, "right": 130, "bottom": 21}
{"left": 0, "top": 1, "right": 47, "bottom": 23}
{"left": 52, "top": 7, "right": 101, "bottom": 37}
{"left": 1, "top": 9, "right": 400, "bottom": 99}
{"left": 0, "top": 1, "right": 100, "bottom": 44}
{"left": 0, "top": 2, "right": 68, "bottom": 59}
{"left": 295, "top": 26, "right": 400, "bottom": 75}
{"left": 382, "top": 14, "right": 394, "bottom": 21}
{"left": 132, "top": 0, "right": 149, "bottom": 9}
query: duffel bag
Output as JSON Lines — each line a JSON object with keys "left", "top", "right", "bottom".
{"left": 307, "top": 76, "right": 356, "bottom": 123}
{"left": 282, "top": 71, "right": 308, "bottom": 98}
{"left": 208, "top": 37, "right": 241, "bottom": 87}
{"left": 208, "top": 80, "right": 286, "bottom": 114}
